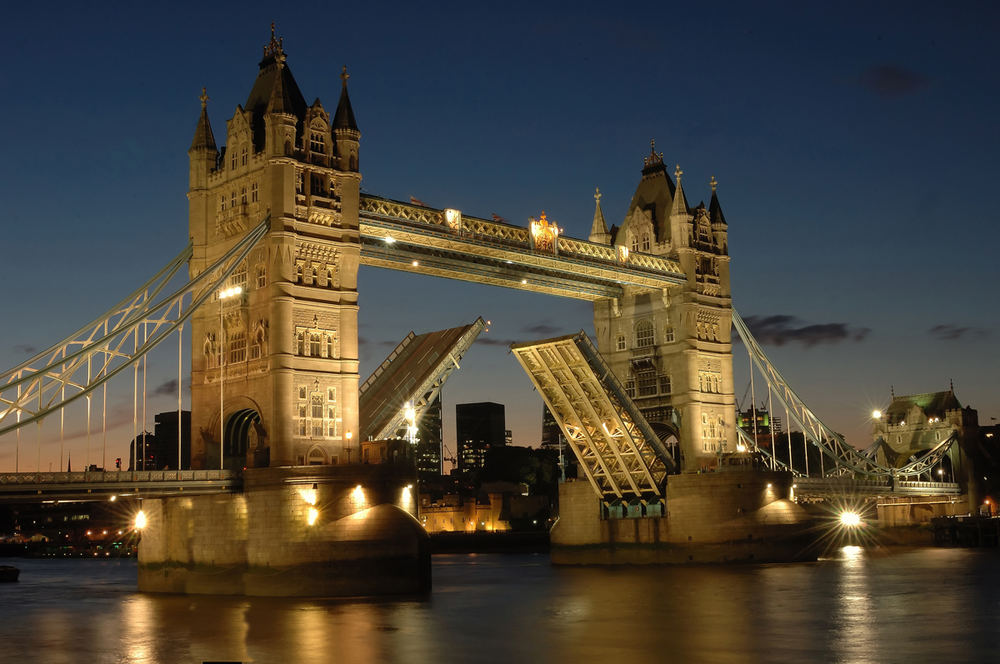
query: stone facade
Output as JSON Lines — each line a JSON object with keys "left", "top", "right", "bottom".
{"left": 187, "top": 32, "right": 361, "bottom": 468}
{"left": 590, "top": 148, "right": 735, "bottom": 472}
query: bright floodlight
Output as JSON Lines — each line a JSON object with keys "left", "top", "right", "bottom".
{"left": 307, "top": 507, "right": 319, "bottom": 526}
{"left": 871, "top": 410, "right": 882, "bottom": 419}
{"left": 840, "top": 511, "right": 862, "bottom": 527}
{"left": 134, "top": 510, "right": 148, "bottom": 530}
{"left": 219, "top": 285, "right": 243, "bottom": 299}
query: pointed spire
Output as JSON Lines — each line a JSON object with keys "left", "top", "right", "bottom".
{"left": 333, "top": 65, "right": 359, "bottom": 132}
{"left": 589, "top": 187, "right": 611, "bottom": 244}
{"left": 670, "top": 164, "right": 688, "bottom": 216}
{"left": 189, "top": 87, "right": 217, "bottom": 152}
{"left": 266, "top": 59, "right": 294, "bottom": 114}
{"left": 709, "top": 175, "right": 727, "bottom": 226}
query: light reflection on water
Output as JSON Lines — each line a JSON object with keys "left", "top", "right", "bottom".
{"left": 1, "top": 548, "right": 999, "bottom": 663}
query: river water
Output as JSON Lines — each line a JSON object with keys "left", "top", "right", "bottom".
{"left": 0, "top": 547, "right": 997, "bottom": 663}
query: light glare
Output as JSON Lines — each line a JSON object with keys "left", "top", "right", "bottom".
{"left": 840, "top": 511, "right": 862, "bottom": 527}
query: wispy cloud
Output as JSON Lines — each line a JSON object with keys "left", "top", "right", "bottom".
{"left": 13, "top": 344, "right": 36, "bottom": 355}
{"left": 928, "top": 324, "right": 990, "bottom": 341}
{"left": 743, "top": 314, "right": 870, "bottom": 348}
{"left": 476, "top": 337, "right": 519, "bottom": 347}
{"left": 859, "top": 64, "right": 929, "bottom": 98}
{"left": 521, "top": 324, "right": 562, "bottom": 337}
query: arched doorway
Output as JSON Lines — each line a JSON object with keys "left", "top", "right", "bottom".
{"left": 225, "top": 409, "right": 261, "bottom": 469}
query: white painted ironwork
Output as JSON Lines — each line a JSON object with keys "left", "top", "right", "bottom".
{"left": 732, "top": 308, "right": 957, "bottom": 480}
{"left": 511, "top": 332, "right": 676, "bottom": 499}
{"left": 0, "top": 218, "right": 270, "bottom": 438}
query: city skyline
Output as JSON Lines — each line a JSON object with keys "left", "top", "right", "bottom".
{"left": 1, "top": 3, "right": 998, "bottom": 471}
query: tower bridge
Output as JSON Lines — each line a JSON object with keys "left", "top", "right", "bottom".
{"left": 0, "top": 29, "right": 972, "bottom": 592}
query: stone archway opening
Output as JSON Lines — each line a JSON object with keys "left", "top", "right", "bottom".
{"left": 225, "top": 408, "right": 261, "bottom": 469}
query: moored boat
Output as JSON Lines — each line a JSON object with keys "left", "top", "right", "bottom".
{"left": 0, "top": 565, "right": 20, "bottom": 582}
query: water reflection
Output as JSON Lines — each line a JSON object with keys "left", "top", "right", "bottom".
{"left": 830, "top": 545, "right": 876, "bottom": 664}
{"left": 2, "top": 551, "right": 1000, "bottom": 662}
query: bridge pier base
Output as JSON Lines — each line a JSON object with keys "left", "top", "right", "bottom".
{"left": 552, "top": 471, "right": 820, "bottom": 564}
{"left": 136, "top": 465, "right": 429, "bottom": 597}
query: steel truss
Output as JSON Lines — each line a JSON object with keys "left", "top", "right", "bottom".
{"left": 360, "top": 318, "right": 486, "bottom": 441}
{"left": 0, "top": 218, "right": 270, "bottom": 437}
{"left": 512, "top": 332, "right": 677, "bottom": 499}
{"left": 731, "top": 309, "right": 956, "bottom": 480}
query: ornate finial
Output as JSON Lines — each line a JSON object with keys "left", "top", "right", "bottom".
{"left": 643, "top": 139, "right": 665, "bottom": 168}
{"left": 594, "top": 187, "right": 602, "bottom": 203}
{"left": 710, "top": 175, "right": 718, "bottom": 193}
{"left": 341, "top": 65, "right": 350, "bottom": 88}
{"left": 199, "top": 87, "right": 209, "bottom": 110}
{"left": 264, "top": 22, "right": 284, "bottom": 59}
{"left": 675, "top": 164, "right": 683, "bottom": 183}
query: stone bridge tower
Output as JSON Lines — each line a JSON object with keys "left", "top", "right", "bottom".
{"left": 187, "top": 30, "right": 361, "bottom": 468}
{"left": 591, "top": 144, "right": 735, "bottom": 472}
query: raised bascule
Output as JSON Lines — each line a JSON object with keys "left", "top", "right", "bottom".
{"left": 0, "top": 30, "right": 977, "bottom": 593}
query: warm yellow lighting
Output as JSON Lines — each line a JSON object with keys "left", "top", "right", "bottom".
{"left": 412, "top": 260, "right": 419, "bottom": 267}
{"left": 871, "top": 410, "right": 882, "bottom": 419}
{"left": 521, "top": 279, "right": 527, "bottom": 284}
{"left": 219, "top": 285, "right": 243, "bottom": 300}
{"left": 766, "top": 483, "right": 772, "bottom": 489}
{"left": 384, "top": 236, "right": 396, "bottom": 244}
{"left": 307, "top": 507, "right": 319, "bottom": 526}
{"left": 444, "top": 208, "right": 462, "bottom": 229}
{"left": 134, "top": 510, "right": 148, "bottom": 530}
{"left": 299, "top": 487, "right": 317, "bottom": 506}
{"left": 109, "top": 495, "right": 117, "bottom": 502}
{"left": 617, "top": 245, "right": 629, "bottom": 262}
{"left": 345, "top": 431, "right": 353, "bottom": 441}
{"left": 353, "top": 484, "right": 365, "bottom": 504}
{"left": 404, "top": 402, "right": 416, "bottom": 424}
{"left": 736, "top": 443, "right": 747, "bottom": 453}
{"left": 839, "top": 511, "right": 862, "bottom": 527}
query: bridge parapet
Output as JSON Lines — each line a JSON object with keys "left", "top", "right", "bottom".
{"left": 0, "top": 470, "right": 239, "bottom": 502}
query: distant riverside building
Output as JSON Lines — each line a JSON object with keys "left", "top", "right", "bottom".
{"left": 456, "top": 402, "right": 506, "bottom": 474}
{"left": 415, "top": 396, "right": 443, "bottom": 479}
{"left": 504, "top": 429, "right": 513, "bottom": 446}
{"left": 540, "top": 404, "right": 561, "bottom": 450}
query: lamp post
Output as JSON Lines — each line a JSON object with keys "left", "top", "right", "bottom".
{"left": 345, "top": 430, "right": 353, "bottom": 464}
{"left": 218, "top": 285, "right": 242, "bottom": 470}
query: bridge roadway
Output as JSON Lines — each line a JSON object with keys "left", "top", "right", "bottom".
{"left": 0, "top": 470, "right": 238, "bottom": 503}
{"left": 791, "top": 476, "right": 961, "bottom": 499}
{"left": 357, "top": 194, "right": 686, "bottom": 300}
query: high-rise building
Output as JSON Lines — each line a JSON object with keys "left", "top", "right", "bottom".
{"left": 456, "top": 402, "right": 506, "bottom": 473}
{"left": 415, "top": 395, "right": 443, "bottom": 479}
{"left": 540, "top": 404, "right": 561, "bottom": 450}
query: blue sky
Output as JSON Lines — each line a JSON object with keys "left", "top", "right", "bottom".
{"left": 1, "top": 2, "right": 998, "bottom": 469}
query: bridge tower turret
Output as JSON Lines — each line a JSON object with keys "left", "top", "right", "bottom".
{"left": 593, "top": 143, "right": 735, "bottom": 472}
{"left": 187, "top": 28, "right": 361, "bottom": 469}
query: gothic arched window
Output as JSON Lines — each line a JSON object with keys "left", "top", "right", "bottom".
{"left": 635, "top": 320, "right": 654, "bottom": 348}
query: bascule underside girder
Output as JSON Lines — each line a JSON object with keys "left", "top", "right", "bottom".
{"left": 511, "top": 332, "right": 676, "bottom": 500}
{"left": 359, "top": 318, "right": 486, "bottom": 442}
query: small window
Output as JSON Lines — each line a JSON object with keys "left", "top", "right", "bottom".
{"left": 255, "top": 265, "right": 266, "bottom": 288}
{"left": 310, "top": 132, "right": 324, "bottom": 153}
{"left": 241, "top": 187, "right": 247, "bottom": 205}
{"left": 311, "top": 395, "right": 323, "bottom": 419}
{"left": 327, "top": 335, "right": 335, "bottom": 359}
{"left": 251, "top": 182, "right": 258, "bottom": 202}
{"left": 309, "top": 333, "right": 321, "bottom": 357}
{"left": 229, "top": 331, "right": 246, "bottom": 363}
{"left": 231, "top": 191, "right": 236, "bottom": 208}
{"left": 664, "top": 327, "right": 675, "bottom": 343}
{"left": 298, "top": 387, "right": 307, "bottom": 400}
{"left": 616, "top": 335, "right": 626, "bottom": 352}
{"left": 642, "top": 234, "right": 650, "bottom": 251}
{"left": 327, "top": 388, "right": 336, "bottom": 402}
{"left": 240, "top": 146, "right": 247, "bottom": 167}
{"left": 659, "top": 375, "right": 671, "bottom": 394}
{"left": 220, "top": 194, "right": 226, "bottom": 211}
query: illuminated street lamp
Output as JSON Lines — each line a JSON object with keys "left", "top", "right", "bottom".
{"left": 218, "top": 285, "right": 243, "bottom": 470}
{"left": 404, "top": 402, "right": 417, "bottom": 446}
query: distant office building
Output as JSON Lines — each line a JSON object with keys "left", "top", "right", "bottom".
{"left": 456, "top": 402, "right": 506, "bottom": 474}
{"left": 128, "top": 411, "right": 191, "bottom": 470}
{"left": 504, "top": 429, "right": 513, "bottom": 446}
{"left": 540, "top": 404, "right": 561, "bottom": 450}
{"left": 416, "top": 396, "right": 443, "bottom": 479}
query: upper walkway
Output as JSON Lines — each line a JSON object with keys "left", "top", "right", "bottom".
{"left": 358, "top": 195, "right": 686, "bottom": 300}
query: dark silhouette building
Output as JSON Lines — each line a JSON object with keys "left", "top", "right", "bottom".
{"left": 128, "top": 411, "right": 191, "bottom": 470}
{"left": 415, "top": 395, "right": 443, "bottom": 480}
{"left": 456, "top": 402, "right": 505, "bottom": 474}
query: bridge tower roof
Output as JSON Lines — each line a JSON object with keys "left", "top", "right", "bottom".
{"left": 627, "top": 140, "right": 680, "bottom": 243}
{"left": 189, "top": 87, "right": 217, "bottom": 153}
{"left": 709, "top": 176, "right": 727, "bottom": 226}
{"left": 334, "top": 66, "right": 359, "bottom": 132}
{"left": 244, "top": 25, "right": 308, "bottom": 149}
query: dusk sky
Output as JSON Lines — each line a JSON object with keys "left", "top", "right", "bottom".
{"left": 2, "top": 2, "right": 998, "bottom": 470}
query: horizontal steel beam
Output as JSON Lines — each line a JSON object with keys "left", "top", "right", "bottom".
{"left": 0, "top": 470, "right": 240, "bottom": 502}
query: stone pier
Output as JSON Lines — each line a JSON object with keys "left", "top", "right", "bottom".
{"left": 137, "top": 465, "right": 429, "bottom": 597}
{"left": 552, "top": 470, "right": 819, "bottom": 564}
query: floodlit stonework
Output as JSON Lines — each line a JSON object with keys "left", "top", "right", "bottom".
{"left": 187, "top": 30, "right": 361, "bottom": 469}
{"left": 590, "top": 145, "right": 736, "bottom": 472}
